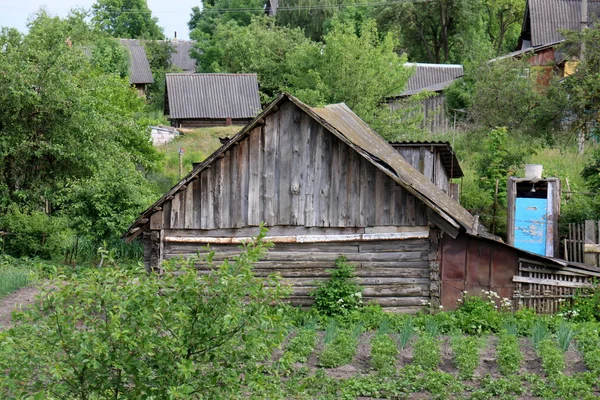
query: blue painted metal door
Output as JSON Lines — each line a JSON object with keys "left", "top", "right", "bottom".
{"left": 514, "top": 198, "right": 547, "bottom": 256}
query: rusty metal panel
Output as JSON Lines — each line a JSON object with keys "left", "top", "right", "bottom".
{"left": 466, "top": 237, "right": 492, "bottom": 287}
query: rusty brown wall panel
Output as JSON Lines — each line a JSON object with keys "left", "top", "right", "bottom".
{"left": 466, "top": 238, "right": 492, "bottom": 287}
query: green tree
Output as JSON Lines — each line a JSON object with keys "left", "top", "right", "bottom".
{"left": 188, "top": 0, "right": 266, "bottom": 39}
{"left": 0, "top": 229, "right": 289, "bottom": 398}
{"left": 144, "top": 40, "right": 176, "bottom": 109}
{"left": 0, "top": 10, "right": 159, "bottom": 244}
{"left": 483, "top": 0, "right": 526, "bottom": 55}
{"left": 90, "top": 36, "right": 130, "bottom": 78}
{"left": 92, "top": 0, "right": 164, "bottom": 39}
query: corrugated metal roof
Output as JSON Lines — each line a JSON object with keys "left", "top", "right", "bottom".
{"left": 125, "top": 93, "right": 480, "bottom": 241}
{"left": 389, "top": 141, "right": 464, "bottom": 178}
{"left": 526, "top": 0, "right": 600, "bottom": 47}
{"left": 165, "top": 73, "right": 261, "bottom": 119}
{"left": 119, "top": 39, "right": 154, "bottom": 85}
{"left": 396, "top": 63, "right": 463, "bottom": 97}
{"left": 169, "top": 41, "right": 196, "bottom": 72}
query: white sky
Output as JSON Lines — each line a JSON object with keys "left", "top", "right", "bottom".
{"left": 0, "top": 0, "right": 201, "bottom": 40}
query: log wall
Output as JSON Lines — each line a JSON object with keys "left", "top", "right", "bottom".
{"left": 161, "top": 227, "right": 431, "bottom": 313}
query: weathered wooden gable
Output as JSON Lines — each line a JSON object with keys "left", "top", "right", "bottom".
{"left": 158, "top": 100, "right": 428, "bottom": 231}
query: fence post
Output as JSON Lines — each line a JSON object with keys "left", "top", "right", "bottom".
{"left": 584, "top": 220, "right": 598, "bottom": 267}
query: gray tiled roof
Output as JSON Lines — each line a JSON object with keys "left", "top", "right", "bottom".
{"left": 165, "top": 73, "right": 261, "bottom": 119}
{"left": 119, "top": 39, "right": 154, "bottom": 85}
{"left": 396, "top": 63, "right": 463, "bottom": 97}
{"left": 525, "top": 0, "right": 600, "bottom": 47}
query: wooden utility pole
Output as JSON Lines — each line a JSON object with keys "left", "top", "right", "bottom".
{"left": 179, "top": 148, "right": 184, "bottom": 179}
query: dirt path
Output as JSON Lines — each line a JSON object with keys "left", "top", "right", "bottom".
{"left": 0, "top": 285, "right": 41, "bottom": 330}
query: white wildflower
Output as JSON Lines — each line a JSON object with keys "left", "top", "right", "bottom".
{"left": 439, "top": 305, "right": 444, "bottom": 309}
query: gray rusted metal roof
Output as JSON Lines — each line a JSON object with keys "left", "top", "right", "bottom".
{"left": 523, "top": 0, "right": 600, "bottom": 47}
{"left": 125, "top": 93, "right": 479, "bottom": 241}
{"left": 395, "top": 64, "right": 463, "bottom": 97}
{"left": 164, "top": 73, "right": 261, "bottom": 119}
{"left": 170, "top": 40, "right": 196, "bottom": 72}
{"left": 389, "top": 141, "right": 464, "bottom": 178}
{"left": 119, "top": 39, "right": 154, "bottom": 85}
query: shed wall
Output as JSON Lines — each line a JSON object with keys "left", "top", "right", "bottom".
{"left": 394, "top": 147, "right": 450, "bottom": 194}
{"left": 158, "top": 101, "right": 429, "bottom": 231}
{"left": 162, "top": 227, "right": 431, "bottom": 313}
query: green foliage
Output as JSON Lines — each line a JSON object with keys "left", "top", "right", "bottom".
{"left": 398, "top": 316, "right": 414, "bottom": 349}
{"left": 0, "top": 206, "right": 71, "bottom": 259}
{"left": 0, "top": 257, "right": 33, "bottom": 298}
{"left": 472, "top": 374, "right": 524, "bottom": 399}
{"left": 0, "top": 11, "right": 161, "bottom": 248}
{"left": 90, "top": 36, "right": 129, "bottom": 78}
{"left": 452, "top": 335, "right": 480, "bottom": 380}
{"left": 280, "top": 327, "right": 317, "bottom": 365}
{"left": 370, "top": 333, "right": 398, "bottom": 371}
{"left": 559, "top": 282, "right": 600, "bottom": 322}
{"left": 531, "top": 319, "right": 550, "bottom": 350}
{"left": 311, "top": 255, "right": 363, "bottom": 316}
{"left": 537, "top": 339, "right": 565, "bottom": 378}
{"left": 417, "top": 370, "right": 465, "bottom": 400}
{"left": 318, "top": 326, "right": 359, "bottom": 367}
{"left": 413, "top": 334, "right": 441, "bottom": 370}
{"left": 496, "top": 332, "right": 522, "bottom": 376}
{"left": 556, "top": 319, "right": 577, "bottom": 352}
{"left": 188, "top": 0, "right": 265, "bottom": 39}
{"left": 91, "top": 0, "right": 164, "bottom": 39}
{"left": 454, "top": 292, "right": 501, "bottom": 335}
{"left": 0, "top": 228, "right": 290, "bottom": 398}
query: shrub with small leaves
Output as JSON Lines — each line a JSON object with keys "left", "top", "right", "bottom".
{"left": 413, "top": 334, "right": 441, "bottom": 370}
{"left": 311, "top": 256, "right": 363, "bottom": 316}
{"left": 452, "top": 335, "right": 480, "bottom": 380}
{"left": 370, "top": 334, "right": 398, "bottom": 371}
{"left": 496, "top": 332, "right": 522, "bottom": 376}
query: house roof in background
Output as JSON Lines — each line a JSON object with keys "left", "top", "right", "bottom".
{"left": 389, "top": 141, "right": 464, "bottom": 179}
{"left": 265, "top": 0, "right": 279, "bottom": 15}
{"left": 119, "top": 39, "right": 154, "bottom": 85}
{"left": 395, "top": 63, "right": 463, "bottom": 97}
{"left": 164, "top": 73, "right": 261, "bottom": 119}
{"left": 120, "top": 39, "right": 197, "bottom": 74}
{"left": 126, "top": 93, "right": 481, "bottom": 241}
{"left": 524, "top": 0, "right": 600, "bottom": 47}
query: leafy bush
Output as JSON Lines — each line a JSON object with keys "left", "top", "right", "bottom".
{"left": 370, "top": 334, "right": 398, "bottom": 371}
{"left": 413, "top": 334, "right": 441, "bottom": 370}
{"left": 452, "top": 335, "right": 480, "bottom": 380}
{"left": 496, "top": 332, "right": 522, "bottom": 376}
{"left": 0, "top": 228, "right": 289, "bottom": 399}
{"left": 454, "top": 292, "right": 501, "bottom": 335}
{"left": 0, "top": 206, "right": 71, "bottom": 259}
{"left": 311, "top": 256, "right": 363, "bottom": 316}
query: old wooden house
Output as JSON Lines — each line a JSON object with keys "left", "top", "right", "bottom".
{"left": 119, "top": 39, "right": 154, "bottom": 96}
{"left": 125, "top": 93, "right": 599, "bottom": 313}
{"left": 164, "top": 73, "right": 261, "bottom": 128}
{"left": 387, "top": 64, "right": 463, "bottom": 133}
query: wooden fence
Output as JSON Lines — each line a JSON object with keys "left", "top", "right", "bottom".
{"left": 513, "top": 259, "right": 596, "bottom": 314}
{"left": 564, "top": 220, "right": 600, "bottom": 266}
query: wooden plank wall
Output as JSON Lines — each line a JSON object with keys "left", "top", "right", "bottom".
{"left": 163, "top": 233, "right": 431, "bottom": 313}
{"left": 394, "top": 147, "right": 450, "bottom": 194}
{"left": 161, "top": 101, "right": 428, "bottom": 231}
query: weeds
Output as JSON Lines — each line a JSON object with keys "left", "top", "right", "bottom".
{"left": 452, "top": 335, "right": 480, "bottom": 380}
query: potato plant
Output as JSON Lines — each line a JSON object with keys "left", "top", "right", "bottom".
{"left": 452, "top": 335, "right": 480, "bottom": 380}
{"left": 318, "top": 327, "right": 359, "bottom": 368}
{"left": 496, "top": 332, "right": 523, "bottom": 376}
{"left": 370, "top": 333, "right": 398, "bottom": 371}
{"left": 280, "top": 328, "right": 317, "bottom": 365}
{"left": 413, "top": 334, "right": 441, "bottom": 370}
{"left": 538, "top": 339, "right": 565, "bottom": 378}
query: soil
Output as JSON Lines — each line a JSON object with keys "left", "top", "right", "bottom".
{"left": 0, "top": 285, "right": 41, "bottom": 330}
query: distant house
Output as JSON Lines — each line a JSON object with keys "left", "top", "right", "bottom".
{"left": 125, "top": 93, "right": 599, "bottom": 313}
{"left": 387, "top": 64, "right": 463, "bottom": 133}
{"left": 508, "top": 0, "right": 600, "bottom": 81}
{"left": 120, "top": 39, "right": 154, "bottom": 96}
{"left": 164, "top": 73, "right": 261, "bottom": 128}
{"left": 265, "top": 0, "right": 278, "bottom": 16}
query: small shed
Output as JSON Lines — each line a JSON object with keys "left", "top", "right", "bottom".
{"left": 164, "top": 73, "right": 262, "bottom": 128}
{"left": 387, "top": 64, "right": 463, "bottom": 133}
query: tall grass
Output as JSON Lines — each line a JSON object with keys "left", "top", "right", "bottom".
{"left": 531, "top": 320, "right": 550, "bottom": 350}
{"left": 0, "top": 267, "right": 30, "bottom": 297}
{"left": 556, "top": 320, "right": 577, "bottom": 352}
